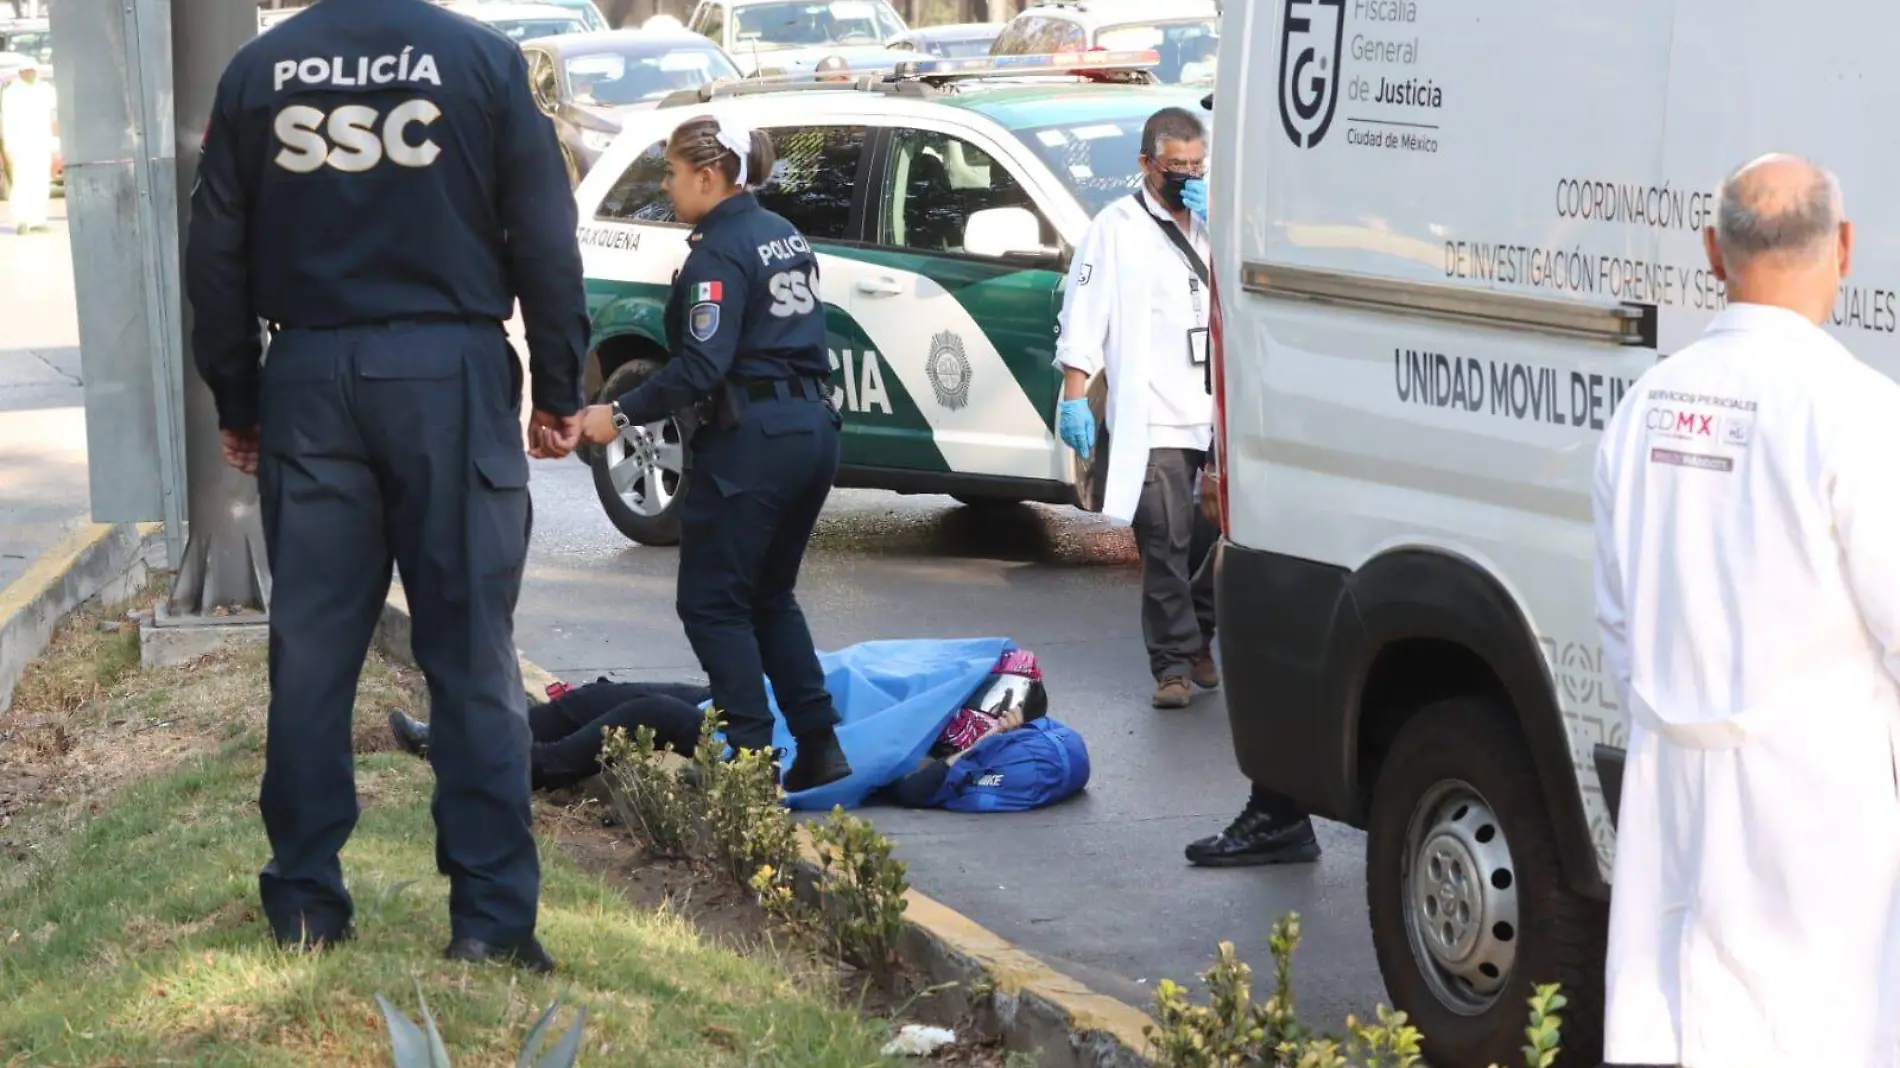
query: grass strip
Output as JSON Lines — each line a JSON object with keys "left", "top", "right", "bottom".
{"left": 0, "top": 600, "right": 896, "bottom": 1067}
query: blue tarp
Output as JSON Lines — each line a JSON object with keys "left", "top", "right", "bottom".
{"left": 758, "top": 637, "right": 1016, "bottom": 811}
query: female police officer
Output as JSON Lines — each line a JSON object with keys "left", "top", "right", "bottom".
{"left": 579, "top": 116, "right": 852, "bottom": 794}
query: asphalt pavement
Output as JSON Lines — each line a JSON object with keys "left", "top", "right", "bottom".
{"left": 0, "top": 200, "right": 90, "bottom": 592}
{"left": 515, "top": 458, "right": 1392, "bottom": 1026}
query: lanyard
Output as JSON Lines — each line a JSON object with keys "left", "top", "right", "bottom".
{"left": 1133, "top": 194, "right": 1209, "bottom": 327}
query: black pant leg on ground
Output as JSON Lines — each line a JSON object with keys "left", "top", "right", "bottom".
{"left": 254, "top": 330, "right": 394, "bottom": 943}
{"left": 1247, "top": 781, "right": 1308, "bottom": 823}
{"left": 531, "top": 691, "right": 710, "bottom": 790}
{"left": 675, "top": 397, "right": 840, "bottom": 752}
{"left": 363, "top": 321, "right": 540, "bottom": 947}
{"left": 1131, "top": 447, "right": 1210, "bottom": 680}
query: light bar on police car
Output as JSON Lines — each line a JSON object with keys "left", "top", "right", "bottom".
{"left": 890, "top": 50, "right": 1160, "bottom": 81}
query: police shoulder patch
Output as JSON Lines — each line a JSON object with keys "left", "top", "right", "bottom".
{"left": 689, "top": 301, "right": 720, "bottom": 342}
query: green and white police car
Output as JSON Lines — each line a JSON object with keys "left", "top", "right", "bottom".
{"left": 570, "top": 52, "right": 1201, "bottom": 544}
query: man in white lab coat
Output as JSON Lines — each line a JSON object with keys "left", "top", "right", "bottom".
{"left": 1595, "top": 154, "right": 1900, "bottom": 1067}
{"left": 1, "top": 64, "right": 54, "bottom": 234}
{"left": 1055, "top": 107, "right": 1321, "bottom": 867}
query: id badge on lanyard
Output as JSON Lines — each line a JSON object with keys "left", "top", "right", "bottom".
{"left": 1187, "top": 278, "right": 1209, "bottom": 367}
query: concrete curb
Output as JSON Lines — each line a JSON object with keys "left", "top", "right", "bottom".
{"left": 0, "top": 521, "right": 163, "bottom": 713}
{"left": 373, "top": 590, "right": 1156, "bottom": 1068}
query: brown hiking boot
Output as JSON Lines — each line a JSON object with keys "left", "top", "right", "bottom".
{"left": 1152, "top": 675, "right": 1192, "bottom": 709}
{"left": 1191, "top": 652, "right": 1221, "bottom": 690}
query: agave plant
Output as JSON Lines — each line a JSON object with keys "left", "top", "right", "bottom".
{"left": 375, "top": 980, "right": 587, "bottom": 1067}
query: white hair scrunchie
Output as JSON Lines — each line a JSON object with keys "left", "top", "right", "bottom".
{"left": 714, "top": 119, "right": 755, "bottom": 187}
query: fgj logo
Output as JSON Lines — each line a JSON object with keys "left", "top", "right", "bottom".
{"left": 1278, "top": 0, "right": 1346, "bottom": 149}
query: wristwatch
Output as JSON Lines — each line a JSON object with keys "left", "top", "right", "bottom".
{"left": 610, "top": 401, "right": 631, "bottom": 431}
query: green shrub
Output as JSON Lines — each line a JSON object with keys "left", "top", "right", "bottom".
{"left": 808, "top": 806, "right": 911, "bottom": 978}
{"left": 376, "top": 981, "right": 586, "bottom": 1067}
{"left": 598, "top": 725, "right": 696, "bottom": 859}
{"left": 703, "top": 743, "right": 798, "bottom": 887}
{"left": 1147, "top": 912, "right": 1563, "bottom": 1068}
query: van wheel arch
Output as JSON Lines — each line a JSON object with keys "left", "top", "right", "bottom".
{"left": 1346, "top": 549, "right": 1604, "bottom": 900}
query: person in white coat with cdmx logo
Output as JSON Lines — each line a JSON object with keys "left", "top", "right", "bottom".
{"left": 1594, "top": 153, "right": 1900, "bottom": 1068}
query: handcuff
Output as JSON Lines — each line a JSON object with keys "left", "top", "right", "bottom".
{"left": 610, "top": 400, "right": 631, "bottom": 431}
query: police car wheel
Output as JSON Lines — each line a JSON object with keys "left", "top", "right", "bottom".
{"left": 589, "top": 358, "right": 688, "bottom": 546}
{"left": 1365, "top": 696, "right": 1607, "bottom": 1068}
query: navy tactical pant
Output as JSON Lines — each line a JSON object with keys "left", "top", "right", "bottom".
{"left": 255, "top": 320, "right": 538, "bottom": 947}
{"left": 676, "top": 389, "right": 842, "bottom": 753}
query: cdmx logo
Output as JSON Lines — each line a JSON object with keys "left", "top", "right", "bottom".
{"left": 1278, "top": 0, "right": 1346, "bottom": 149}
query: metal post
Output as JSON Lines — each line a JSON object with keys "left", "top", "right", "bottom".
{"left": 167, "top": 0, "right": 270, "bottom": 616}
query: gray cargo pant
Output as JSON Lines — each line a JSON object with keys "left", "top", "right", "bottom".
{"left": 1131, "top": 446, "right": 1217, "bottom": 681}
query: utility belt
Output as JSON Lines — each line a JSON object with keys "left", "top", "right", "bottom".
{"left": 694, "top": 375, "right": 829, "bottom": 431}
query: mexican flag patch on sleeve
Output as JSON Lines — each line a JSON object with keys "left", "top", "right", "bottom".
{"left": 691, "top": 281, "right": 724, "bottom": 303}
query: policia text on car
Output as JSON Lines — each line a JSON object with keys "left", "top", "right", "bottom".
{"left": 579, "top": 116, "right": 853, "bottom": 794}
{"left": 184, "top": 0, "right": 589, "bottom": 973}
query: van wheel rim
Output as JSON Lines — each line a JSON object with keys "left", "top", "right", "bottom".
{"left": 605, "top": 417, "right": 684, "bottom": 518}
{"left": 1400, "top": 780, "right": 1520, "bottom": 1015}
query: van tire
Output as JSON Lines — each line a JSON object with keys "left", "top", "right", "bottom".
{"left": 588, "top": 358, "right": 689, "bottom": 547}
{"left": 1365, "top": 697, "right": 1606, "bottom": 1068}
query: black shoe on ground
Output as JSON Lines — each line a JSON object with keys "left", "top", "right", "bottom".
{"left": 388, "top": 710, "right": 431, "bottom": 759}
{"left": 782, "top": 731, "right": 852, "bottom": 794}
{"left": 1185, "top": 810, "right": 1322, "bottom": 868}
{"left": 444, "top": 936, "right": 556, "bottom": 975}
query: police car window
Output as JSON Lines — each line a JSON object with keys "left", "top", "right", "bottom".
{"left": 1009, "top": 118, "right": 1158, "bottom": 218}
{"left": 596, "top": 139, "right": 679, "bottom": 224}
{"left": 731, "top": 0, "right": 904, "bottom": 51}
{"left": 1095, "top": 20, "right": 1218, "bottom": 84}
{"left": 880, "top": 130, "right": 1044, "bottom": 256}
{"left": 754, "top": 125, "right": 866, "bottom": 242}
{"left": 990, "top": 17, "right": 1040, "bottom": 54}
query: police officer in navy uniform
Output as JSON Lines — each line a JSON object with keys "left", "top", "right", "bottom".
{"left": 579, "top": 116, "right": 852, "bottom": 793}
{"left": 185, "top": 0, "right": 587, "bottom": 972}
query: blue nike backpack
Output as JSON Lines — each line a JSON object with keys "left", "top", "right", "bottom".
{"left": 929, "top": 718, "right": 1090, "bottom": 813}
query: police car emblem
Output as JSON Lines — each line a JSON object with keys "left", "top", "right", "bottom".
{"left": 690, "top": 301, "right": 720, "bottom": 342}
{"left": 926, "top": 331, "right": 972, "bottom": 411}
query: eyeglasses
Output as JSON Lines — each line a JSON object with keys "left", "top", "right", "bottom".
{"left": 1157, "top": 160, "right": 1207, "bottom": 178}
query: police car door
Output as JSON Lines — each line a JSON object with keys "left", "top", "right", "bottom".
{"left": 751, "top": 120, "right": 912, "bottom": 468}
{"left": 838, "top": 119, "right": 1065, "bottom": 486}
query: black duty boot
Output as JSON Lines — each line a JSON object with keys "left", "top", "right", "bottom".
{"left": 1185, "top": 809, "right": 1322, "bottom": 868}
{"left": 782, "top": 731, "right": 852, "bottom": 794}
{"left": 387, "top": 710, "right": 431, "bottom": 759}
{"left": 445, "top": 936, "right": 556, "bottom": 975}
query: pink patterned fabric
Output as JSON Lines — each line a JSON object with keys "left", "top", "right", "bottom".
{"left": 995, "top": 650, "right": 1041, "bottom": 679}
{"left": 938, "top": 707, "right": 1001, "bottom": 752}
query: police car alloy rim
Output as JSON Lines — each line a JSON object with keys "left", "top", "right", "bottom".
{"left": 604, "top": 417, "right": 684, "bottom": 517}
{"left": 1399, "top": 779, "right": 1520, "bottom": 1016}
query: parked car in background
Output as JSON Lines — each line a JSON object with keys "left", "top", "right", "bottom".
{"left": 447, "top": 2, "right": 589, "bottom": 42}
{"left": 885, "top": 22, "right": 1002, "bottom": 59}
{"left": 463, "top": 0, "right": 611, "bottom": 31}
{"left": 687, "top": 0, "right": 909, "bottom": 76}
{"left": 990, "top": 0, "right": 1217, "bottom": 85}
{"left": 521, "top": 28, "right": 742, "bottom": 185}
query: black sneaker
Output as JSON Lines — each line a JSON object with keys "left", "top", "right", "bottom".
{"left": 1185, "top": 810, "right": 1322, "bottom": 868}
{"left": 782, "top": 731, "right": 852, "bottom": 794}
{"left": 387, "top": 710, "right": 431, "bottom": 759}
{"left": 444, "top": 936, "right": 556, "bottom": 975}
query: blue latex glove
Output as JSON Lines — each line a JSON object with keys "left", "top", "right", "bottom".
{"left": 1182, "top": 177, "right": 1208, "bottom": 221}
{"left": 1058, "top": 396, "right": 1094, "bottom": 461}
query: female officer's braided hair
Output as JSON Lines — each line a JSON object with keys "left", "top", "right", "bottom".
{"left": 668, "top": 116, "right": 775, "bottom": 191}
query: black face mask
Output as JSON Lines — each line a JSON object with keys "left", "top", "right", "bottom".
{"left": 1156, "top": 170, "right": 1192, "bottom": 210}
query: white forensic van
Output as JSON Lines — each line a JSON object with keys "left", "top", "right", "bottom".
{"left": 1208, "top": 1, "right": 1900, "bottom": 1065}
